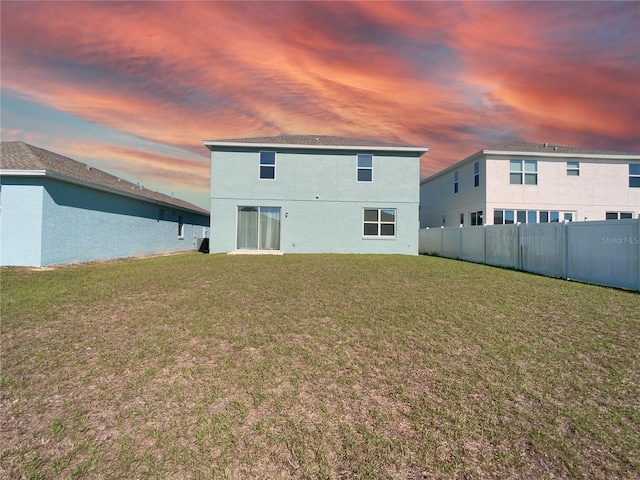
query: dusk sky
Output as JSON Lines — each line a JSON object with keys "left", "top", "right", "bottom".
{"left": 2, "top": 1, "right": 639, "bottom": 210}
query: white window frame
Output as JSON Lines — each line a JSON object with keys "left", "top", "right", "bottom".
{"left": 567, "top": 161, "right": 580, "bottom": 176}
{"left": 470, "top": 210, "right": 483, "bottom": 226}
{"left": 357, "top": 154, "right": 373, "bottom": 182}
{"left": 474, "top": 161, "right": 480, "bottom": 187}
{"left": 259, "top": 151, "right": 276, "bottom": 180}
{"left": 510, "top": 159, "right": 537, "bottom": 185}
{"left": 630, "top": 163, "right": 640, "bottom": 188}
{"left": 493, "top": 209, "right": 575, "bottom": 224}
{"left": 606, "top": 211, "right": 634, "bottom": 220}
{"left": 363, "top": 208, "right": 396, "bottom": 238}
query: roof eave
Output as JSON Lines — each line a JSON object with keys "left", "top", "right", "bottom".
{"left": 0, "top": 169, "right": 209, "bottom": 216}
{"left": 482, "top": 149, "right": 640, "bottom": 160}
{"left": 203, "top": 140, "right": 428, "bottom": 154}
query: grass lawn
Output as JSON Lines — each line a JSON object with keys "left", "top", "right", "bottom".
{"left": 1, "top": 253, "right": 638, "bottom": 479}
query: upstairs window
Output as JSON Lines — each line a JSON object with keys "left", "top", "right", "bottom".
{"left": 363, "top": 208, "right": 396, "bottom": 237}
{"left": 259, "top": 151, "right": 276, "bottom": 179}
{"left": 357, "top": 154, "right": 373, "bottom": 182}
{"left": 510, "top": 159, "right": 537, "bottom": 185}
{"left": 567, "top": 161, "right": 580, "bottom": 176}
{"left": 454, "top": 171, "right": 459, "bottom": 193}
{"left": 630, "top": 163, "right": 640, "bottom": 187}
{"left": 474, "top": 161, "right": 480, "bottom": 187}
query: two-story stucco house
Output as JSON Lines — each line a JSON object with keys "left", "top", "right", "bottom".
{"left": 204, "top": 135, "right": 428, "bottom": 255}
{"left": 419, "top": 142, "right": 640, "bottom": 228}
{"left": 0, "top": 141, "right": 210, "bottom": 267}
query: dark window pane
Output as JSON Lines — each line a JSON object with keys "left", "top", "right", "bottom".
{"left": 474, "top": 162, "right": 479, "bottom": 174}
{"left": 363, "top": 223, "right": 378, "bottom": 236}
{"left": 630, "top": 176, "right": 640, "bottom": 188}
{"left": 454, "top": 183, "right": 459, "bottom": 193}
{"left": 620, "top": 212, "right": 633, "bottom": 219}
{"left": 493, "top": 210, "right": 503, "bottom": 224}
{"left": 517, "top": 210, "right": 526, "bottom": 223}
{"left": 358, "top": 154, "right": 372, "bottom": 168}
{"left": 363, "top": 209, "right": 378, "bottom": 222}
{"left": 540, "top": 211, "right": 549, "bottom": 223}
{"left": 510, "top": 173, "right": 522, "bottom": 184}
{"left": 567, "top": 169, "right": 579, "bottom": 176}
{"left": 505, "top": 210, "right": 514, "bottom": 224}
{"left": 629, "top": 163, "right": 640, "bottom": 175}
{"left": 380, "top": 224, "right": 395, "bottom": 236}
{"left": 606, "top": 212, "right": 618, "bottom": 220}
{"left": 358, "top": 169, "right": 372, "bottom": 182}
{"left": 525, "top": 173, "right": 537, "bottom": 185}
{"left": 550, "top": 211, "right": 560, "bottom": 222}
{"left": 260, "top": 166, "right": 275, "bottom": 179}
{"left": 260, "top": 151, "right": 275, "bottom": 165}
{"left": 474, "top": 175, "right": 479, "bottom": 187}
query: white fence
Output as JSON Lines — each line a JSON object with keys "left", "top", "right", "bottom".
{"left": 419, "top": 219, "right": 640, "bottom": 291}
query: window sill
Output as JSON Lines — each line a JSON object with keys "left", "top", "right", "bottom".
{"left": 228, "top": 250, "right": 284, "bottom": 255}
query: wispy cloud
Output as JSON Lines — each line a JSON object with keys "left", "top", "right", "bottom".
{"left": 1, "top": 0, "right": 638, "bottom": 205}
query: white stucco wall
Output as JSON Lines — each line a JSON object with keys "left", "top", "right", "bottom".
{"left": 420, "top": 152, "right": 640, "bottom": 227}
{"left": 485, "top": 156, "right": 639, "bottom": 222}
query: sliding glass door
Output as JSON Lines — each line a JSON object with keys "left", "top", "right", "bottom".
{"left": 237, "top": 206, "right": 281, "bottom": 250}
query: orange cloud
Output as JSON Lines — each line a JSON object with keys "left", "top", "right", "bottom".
{"left": 1, "top": 0, "right": 638, "bottom": 187}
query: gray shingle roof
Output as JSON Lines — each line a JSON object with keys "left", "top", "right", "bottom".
{"left": 204, "top": 134, "right": 427, "bottom": 150}
{"left": 0, "top": 141, "right": 209, "bottom": 215}
{"left": 487, "top": 142, "right": 639, "bottom": 156}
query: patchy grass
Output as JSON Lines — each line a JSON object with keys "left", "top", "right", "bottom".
{"left": 1, "top": 253, "right": 638, "bottom": 479}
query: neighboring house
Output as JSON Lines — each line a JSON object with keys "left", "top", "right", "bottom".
{"left": 204, "top": 135, "right": 428, "bottom": 255}
{"left": 419, "top": 142, "right": 640, "bottom": 228}
{"left": 0, "top": 141, "right": 210, "bottom": 267}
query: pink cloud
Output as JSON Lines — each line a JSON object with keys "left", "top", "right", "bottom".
{"left": 1, "top": 0, "right": 638, "bottom": 186}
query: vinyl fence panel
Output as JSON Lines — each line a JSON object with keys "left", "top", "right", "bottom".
{"left": 460, "top": 226, "right": 486, "bottom": 263}
{"left": 418, "top": 227, "right": 441, "bottom": 255}
{"left": 419, "top": 219, "right": 639, "bottom": 291}
{"left": 485, "top": 225, "right": 519, "bottom": 269}
{"left": 567, "top": 220, "right": 640, "bottom": 290}
{"left": 520, "top": 223, "right": 565, "bottom": 278}
{"left": 442, "top": 227, "right": 461, "bottom": 259}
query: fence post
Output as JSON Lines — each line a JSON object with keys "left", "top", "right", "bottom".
{"left": 440, "top": 226, "right": 444, "bottom": 257}
{"left": 483, "top": 224, "right": 487, "bottom": 265}
{"left": 563, "top": 220, "right": 569, "bottom": 280}
{"left": 637, "top": 218, "right": 640, "bottom": 291}
{"left": 517, "top": 222, "right": 522, "bottom": 271}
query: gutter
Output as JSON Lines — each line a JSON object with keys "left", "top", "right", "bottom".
{"left": 203, "top": 140, "right": 428, "bottom": 155}
{"left": 0, "top": 169, "right": 209, "bottom": 216}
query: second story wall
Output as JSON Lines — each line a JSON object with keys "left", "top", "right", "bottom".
{"left": 211, "top": 148, "right": 420, "bottom": 204}
{"left": 420, "top": 157, "right": 486, "bottom": 227}
{"left": 485, "top": 155, "right": 640, "bottom": 221}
